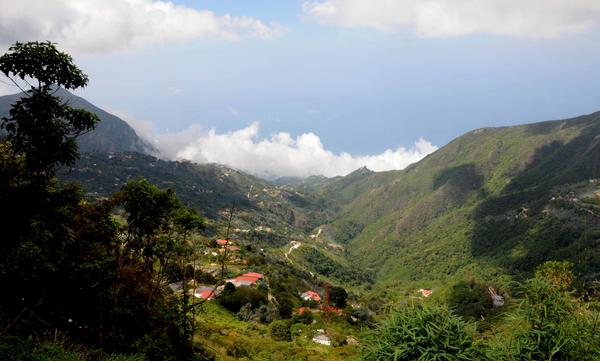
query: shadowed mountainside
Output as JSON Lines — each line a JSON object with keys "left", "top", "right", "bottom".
{"left": 0, "top": 89, "right": 154, "bottom": 154}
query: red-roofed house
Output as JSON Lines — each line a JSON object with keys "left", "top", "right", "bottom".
{"left": 193, "top": 289, "right": 215, "bottom": 300}
{"left": 419, "top": 288, "right": 433, "bottom": 297}
{"left": 295, "top": 307, "right": 310, "bottom": 315}
{"left": 216, "top": 239, "right": 229, "bottom": 246}
{"left": 241, "top": 272, "right": 264, "bottom": 279}
{"left": 301, "top": 290, "right": 321, "bottom": 302}
{"left": 227, "top": 276, "right": 259, "bottom": 287}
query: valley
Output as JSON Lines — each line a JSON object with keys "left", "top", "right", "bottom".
{"left": 1, "top": 42, "right": 600, "bottom": 360}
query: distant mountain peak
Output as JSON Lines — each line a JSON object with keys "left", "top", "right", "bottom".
{"left": 347, "top": 166, "right": 373, "bottom": 176}
{"left": 0, "top": 90, "right": 155, "bottom": 155}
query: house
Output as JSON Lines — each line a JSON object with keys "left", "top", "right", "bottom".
{"left": 300, "top": 290, "right": 321, "bottom": 302}
{"left": 419, "top": 288, "right": 433, "bottom": 297}
{"left": 216, "top": 239, "right": 229, "bottom": 246}
{"left": 241, "top": 272, "right": 264, "bottom": 279}
{"left": 227, "top": 245, "right": 240, "bottom": 252}
{"left": 312, "top": 330, "right": 331, "bottom": 346}
{"left": 193, "top": 286, "right": 217, "bottom": 300}
{"left": 168, "top": 282, "right": 183, "bottom": 292}
{"left": 226, "top": 275, "right": 259, "bottom": 287}
{"left": 295, "top": 307, "right": 310, "bottom": 315}
{"left": 225, "top": 272, "right": 265, "bottom": 287}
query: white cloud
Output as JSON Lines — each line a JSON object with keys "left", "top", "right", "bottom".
{"left": 0, "top": 0, "right": 284, "bottom": 54}
{"left": 302, "top": 0, "right": 600, "bottom": 38}
{"left": 123, "top": 117, "right": 437, "bottom": 179}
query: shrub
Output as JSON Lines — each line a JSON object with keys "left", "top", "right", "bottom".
{"left": 292, "top": 311, "right": 313, "bottom": 325}
{"left": 486, "top": 275, "right": 600, "bottom": 361}
{"left": 446, "top": 279, "right": 493, "bottom": 320}
{"left": 218, "top": 285, "right": 267, "bottom": 313}
{"left": 226, "top": 341, "right": 250, "bottom": 358}
{"left": 270, "top": 320, "right": 292, "bottom": 341}
{"left": 535, "top": 260, "right": 574, "bottom": 291}
{"left": 251, "top": 304, "right": 280, "bottom": 324}
{"left": 237, "top": 303, "right": 254, "bottom": 321}
{"left": 350, "top": 307, "right": 375, "bottom": 327}
{"left": 275, "top": 292, "right": 297, "bottom": 319}
{"left": 330, "top": 286, "right": 348, "bottom": 309}
{"left": 362, "top": 302, "right": 481, "bottom": 361}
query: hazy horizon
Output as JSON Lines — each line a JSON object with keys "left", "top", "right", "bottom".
{"left": 2, "top": 0, "right": 600, "bottom": 177}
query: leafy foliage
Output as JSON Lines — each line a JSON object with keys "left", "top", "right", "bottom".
{"left": 270, "top": 320, "right": 292, "bottom": 341}
{"left": 362, "top": 303, "right": 481, "bottom": 361}
{"left": 0, "top": 42, "right": 206, "bottom": 361}
{"left": 0, "top": 41, "right": 98, "bottom": 176}
{"left": 486, "top": 270, "right": 600, "bottom": 360}
{"left": 329, "top": 286, "right": 348, "bottom": 309}
{"left": 218, "top": 284, "right": 268, "bottom": 313}
{"left": 535, "top": 260, "right": 574, "bottom": 291}
{"left": 333, "top": 220, "right": 364, "bottom": 244}
{"left": 446, "top": 279, "right": 493, "bottom": 320}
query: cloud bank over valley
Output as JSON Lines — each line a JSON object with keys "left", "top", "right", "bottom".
{"left": 125, "top": 117, "right": 437, "bottom": 179}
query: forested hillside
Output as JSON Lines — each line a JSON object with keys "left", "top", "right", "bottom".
{"left": 306, "top": 113, "right": 600, "bottom": 290}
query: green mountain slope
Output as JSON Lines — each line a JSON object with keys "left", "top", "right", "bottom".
{"left": 60, "top": 152, "right": 329, "bottom": 238}
{"left": 308, "top": 112, "right": 600, "bottom": 289}
{"left": 56, "top": 99, "right": 600, "bottom": 293}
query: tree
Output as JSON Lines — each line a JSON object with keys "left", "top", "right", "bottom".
{"left": 0, "top": 42, "right": 207, "bottom": 360}
{"left": 0, "top": 41, "right": 101, "bottom": 334}
{"left": 329, "top": 286, "right": 348, "bottom": 309}
{"left": 446, "top": 279, "right": 493, "bottom": 320}
{"left": 0, "top": 41, "right": 98, "bottom": 178}
{"left": 270, "top": 320, "right": 292, "bottom": 341}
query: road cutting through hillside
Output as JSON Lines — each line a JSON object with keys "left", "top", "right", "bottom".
{"left": 285, "top": 240, "right": 302, "bottom": 263}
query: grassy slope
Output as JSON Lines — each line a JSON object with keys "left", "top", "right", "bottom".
{"left": 195, "top": 302, "right": 360, "bottom": 361}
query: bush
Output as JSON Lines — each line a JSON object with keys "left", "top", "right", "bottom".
{"left": 330, "top": 286, "right": 348, "bottom": 309}
{"left": 251, "top": 304, "right": 279, "bottom": 324}
{"left": 218, "top": 285, "right": 267, "bottom": 313}
{"left": 275, "top": 292, "right": 297, "bottom": 319}
{"left": 270, "top": 320, "right": 292, "bottom": 341}
{"left": 292, "top": 311, "right": 313, "bottom": 325}
{"left": 535, "top": 260, "right": 574, "bottom": 291}
{"left": 486, "top": 275, "right": 600, "bottom": 360}
{"left": 350, "top": 307, "right": 375, "bottom": 327}
{"left": 226, "top": 341, "right": 250, "bottom": 358}
{"left": 362, "top": 303, "right": 481, "bottom": 361}
{"left": 446, "top": 279, "right": 493, "bottom": 320}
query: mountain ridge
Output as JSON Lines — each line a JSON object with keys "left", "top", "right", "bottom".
{"left": 0, "top": 89, "right": 154, "bottom": 154}
{"left": 20, "top": 91, "right": 599, "bottom": 293}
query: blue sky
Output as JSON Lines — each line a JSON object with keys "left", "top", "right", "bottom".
{"left": 2, "top": 0, "right": 600, "bottom": 177}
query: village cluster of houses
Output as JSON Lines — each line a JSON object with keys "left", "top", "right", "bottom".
{"left": 172, "top": 237, "right": 354, "bottom": 347}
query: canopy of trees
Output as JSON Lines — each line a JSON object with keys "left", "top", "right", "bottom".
{"left": 0, "top": 42, "right": 205, "bottom": 360}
